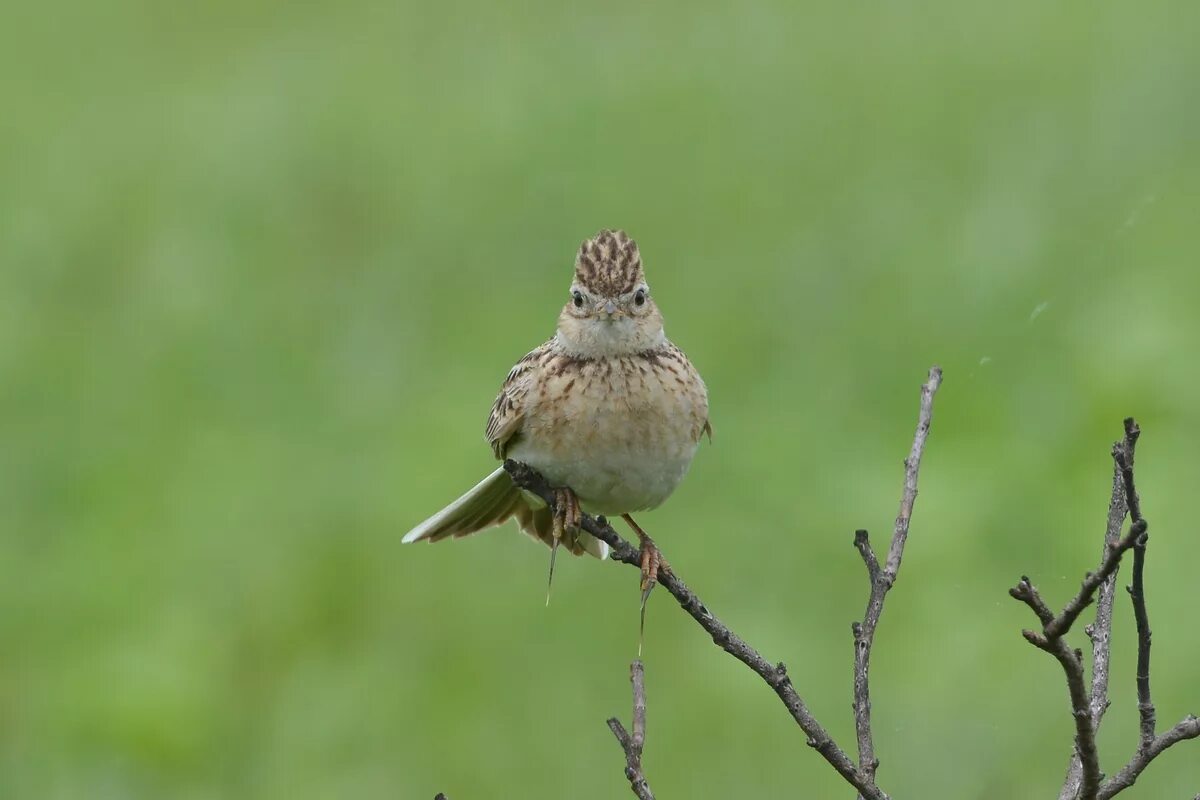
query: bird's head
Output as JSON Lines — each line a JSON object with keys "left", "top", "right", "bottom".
{"left": 556, "top": 229, "right": 666, "bottom": 357}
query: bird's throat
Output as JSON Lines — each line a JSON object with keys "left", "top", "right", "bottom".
{"left": 554, "top": 317, "right": 665, "bottom": 358}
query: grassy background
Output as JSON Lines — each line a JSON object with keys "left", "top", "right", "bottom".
{"left": 3, "top": 2, "right": 1199, "bottom": 798}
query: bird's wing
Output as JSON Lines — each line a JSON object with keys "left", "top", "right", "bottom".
{"left": 665, "top": 342, "right": 712, "bottom": 444}
{"left": 485, "top": 341, "right": 549, "bottom": 459}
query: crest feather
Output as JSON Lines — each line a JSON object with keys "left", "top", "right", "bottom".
{"left": 574, "top": 229, "right": 645, "bottom": 295}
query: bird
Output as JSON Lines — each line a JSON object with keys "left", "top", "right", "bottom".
{"left": 402, "top": 229, "right": 710, "bottom": 611}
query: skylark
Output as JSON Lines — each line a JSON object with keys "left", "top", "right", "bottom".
{"left": 403, "top": 229, "right": 710, "bottom": 601}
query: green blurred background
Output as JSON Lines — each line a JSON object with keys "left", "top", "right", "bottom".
{"left": 3, "top": 2, "right": 1199, "bottom": 798}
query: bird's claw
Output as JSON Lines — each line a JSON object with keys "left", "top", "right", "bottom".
{"left": 551, "top": 487, "right": 581, "bottom": 543}
{"left": 622, "top": 514, "right": 670, "bottom": 655}
{"left": 639, "top": 536, "right": 664, "bottom": 594}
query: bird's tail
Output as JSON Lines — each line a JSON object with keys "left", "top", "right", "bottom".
{"left": 402, "top": 467, "right": 609, "bottom": 560}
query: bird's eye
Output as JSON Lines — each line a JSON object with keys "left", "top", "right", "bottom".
{"left": 572, "top": 291, "right": 584, "bottom": 309}
{"left": 634, "top": 289, "right": 646, "bottom": 307}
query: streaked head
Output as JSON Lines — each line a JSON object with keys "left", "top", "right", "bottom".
{"left": 557, "top": 229, "right": 665, "bottom": 355}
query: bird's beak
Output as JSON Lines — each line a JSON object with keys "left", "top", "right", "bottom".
{"left": 596, "top": 300, "right": 625, "bottom": 320}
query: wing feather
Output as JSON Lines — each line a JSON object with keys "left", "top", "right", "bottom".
{"left": 485, "top": 342, "right": 549, "bottom": 459}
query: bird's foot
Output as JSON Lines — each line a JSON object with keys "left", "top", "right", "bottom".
{"left": 551, "top": 486, "right": 581, "bottom": 542}
{"left": 622, "top": 513, "right": 669, "bottom": 594}
{"left": 622, "top": 514, "right": 670, "bottom": 654}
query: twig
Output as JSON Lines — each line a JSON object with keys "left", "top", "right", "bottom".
{"left": 607, "top": 660, "right": 654, "bottom": 800}
{"left": 1098, "top": 715, "right": 1200, "bottom": 799}
{"left": 1011, "top": 518, "right": 1146, "bottom": 798}
{"left": 1094, "top": 418, "right": 1200, "bottom": 797}
{"left": 851, "top": 530, "right": 882, "bottom": 792}
{"left": 1014, "top": 419, "right": 1198, "bottom": 800}
{"left": 1115, "top": 418, "right": 1156, "bottom": 750}
{"left": 1061, "top": 428, "right": 1136, "bottom": 798}
{"left": 884, "top": 366, "right": 942, "bottom": 579}
{"left": 851, "top": 365, "right": 943, "bottom": 793}
{"left": 1087, "top": 463, "right": 1127, "bottom": 723}
{"left": 1009, "top": 425, "right": 1147, "bottom": 799}
{"left": 1011, "top": 576, "right": 1105, "bottom": 800}
{"left": 507, "top": 366, "right": 944, "bottom": 800}
{"left": 509, "top": 456, "right": 884, "bottom": 798}
{"left": 1038, "top": 521, "right": 1143, "bottom": 642}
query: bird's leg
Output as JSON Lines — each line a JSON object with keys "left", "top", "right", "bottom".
{"left": 546, "top": 486, "right": 581, "bottom": 605}
{"left": 622, "top": 513, "right": 668, "bottom": 591}
{"left": 622, "top": 513, "right": 669, "bottom": 653}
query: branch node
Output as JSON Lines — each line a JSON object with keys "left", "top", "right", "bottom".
{"left": 1031, "top": 418, "right": 1198, "bottom": 800}
{"left": 608, "top": 660, "right": 654, "bottom": 800}
{"left": 503, "top": 371, "right": 950, "bottom": 800}
{"left": 1021, "top": 629, "right": 1048, "bottom": 649}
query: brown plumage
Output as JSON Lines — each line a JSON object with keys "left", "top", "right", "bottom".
{"left": 404, "top": 229, "right": 710, "bottom": 572}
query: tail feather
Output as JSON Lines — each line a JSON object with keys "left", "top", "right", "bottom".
{"left": 460, "top": 489, "right": 524, "bottom": 535}
{"left": 403, "top": 467, "right": 609, "bottom": 560}
{"left": 512, "top": 503, "right": 610, "bottom": 560}
{"left": 402, "top": 468, "right": 520, "bottom": 544}
{"left": 453, "top": 475, "right": 517, "bottom": 533}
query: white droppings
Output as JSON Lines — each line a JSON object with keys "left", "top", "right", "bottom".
{"left": 1029, "top": 302, "right": 1050, "bottom": 322}
{"left": 979, "top": 356, "right": 992, "bottom": 366}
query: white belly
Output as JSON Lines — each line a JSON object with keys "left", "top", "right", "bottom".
{"left": 507, "top": 354, "right": 706, "bottom": 515}
{"left": 509, "top": 435, "right": 698, "bottom": 515}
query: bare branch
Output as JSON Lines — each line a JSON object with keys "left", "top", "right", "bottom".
{"left": 1014, "top": 574, "right": 1056, "bottom": 627}
{"left": 1062, "top": 430, "right": 1135, "bottom": 798}
{"left": 851, "top": 530, "right": 884, "bottom": 795}
{"left": 510, "top": 455, "right": 885, "bottom": 798}
{"left": 607, "top": 660, "right": 654, "bottom": 800}
{"left": 1087, "top": 461, "right": 1129, "bottom": 725}
{"left": 1116, "top": 417, "right": 1143, "bottom": 522}
{"left": 884, "top": 366, "right": 942, "bottom": 580}
{"left": 1017, "top": 419, "right": 1198, "bottom": 800}
{"left": 507, "top": 365, "right": 944, "bottom": 800}
{"left": 1094, "top": 417, "right": 1198, "bottom": 798}
{"left": 852, "top": 365, "right": 943, "bottom": 794}
{"left": 1098, "top": 715, "right": 1200, "bottom": 799}
{"left": 1115, "top": 418, "right": 1156, "bottom": 749}
{"left": 1011, "top": 422, "right": 1147, "bottom": 799}
{"left": 1128, "top": 543, "right": 1155, "bottom": 747}
{"left": 1011, "top": 577, "right": 1103, "bottom": 799}
{"left": 1040, "top": 521, "right": 1143, "bottom": 641}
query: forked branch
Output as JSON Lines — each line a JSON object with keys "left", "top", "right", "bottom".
{"left": 508, "top": 456, "right": 885, "bottom": 799}
{"left": 1011, "top": 420, "right": 1199, "bottom": 800}
{"left": 507, "top": 366, "right": 944, "bottom": 800}
{"left": 607, "top": 660, "right": 654, "bottom": 800}
{"left": 852, "top": 365, "right": 943, "bottom": 792}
